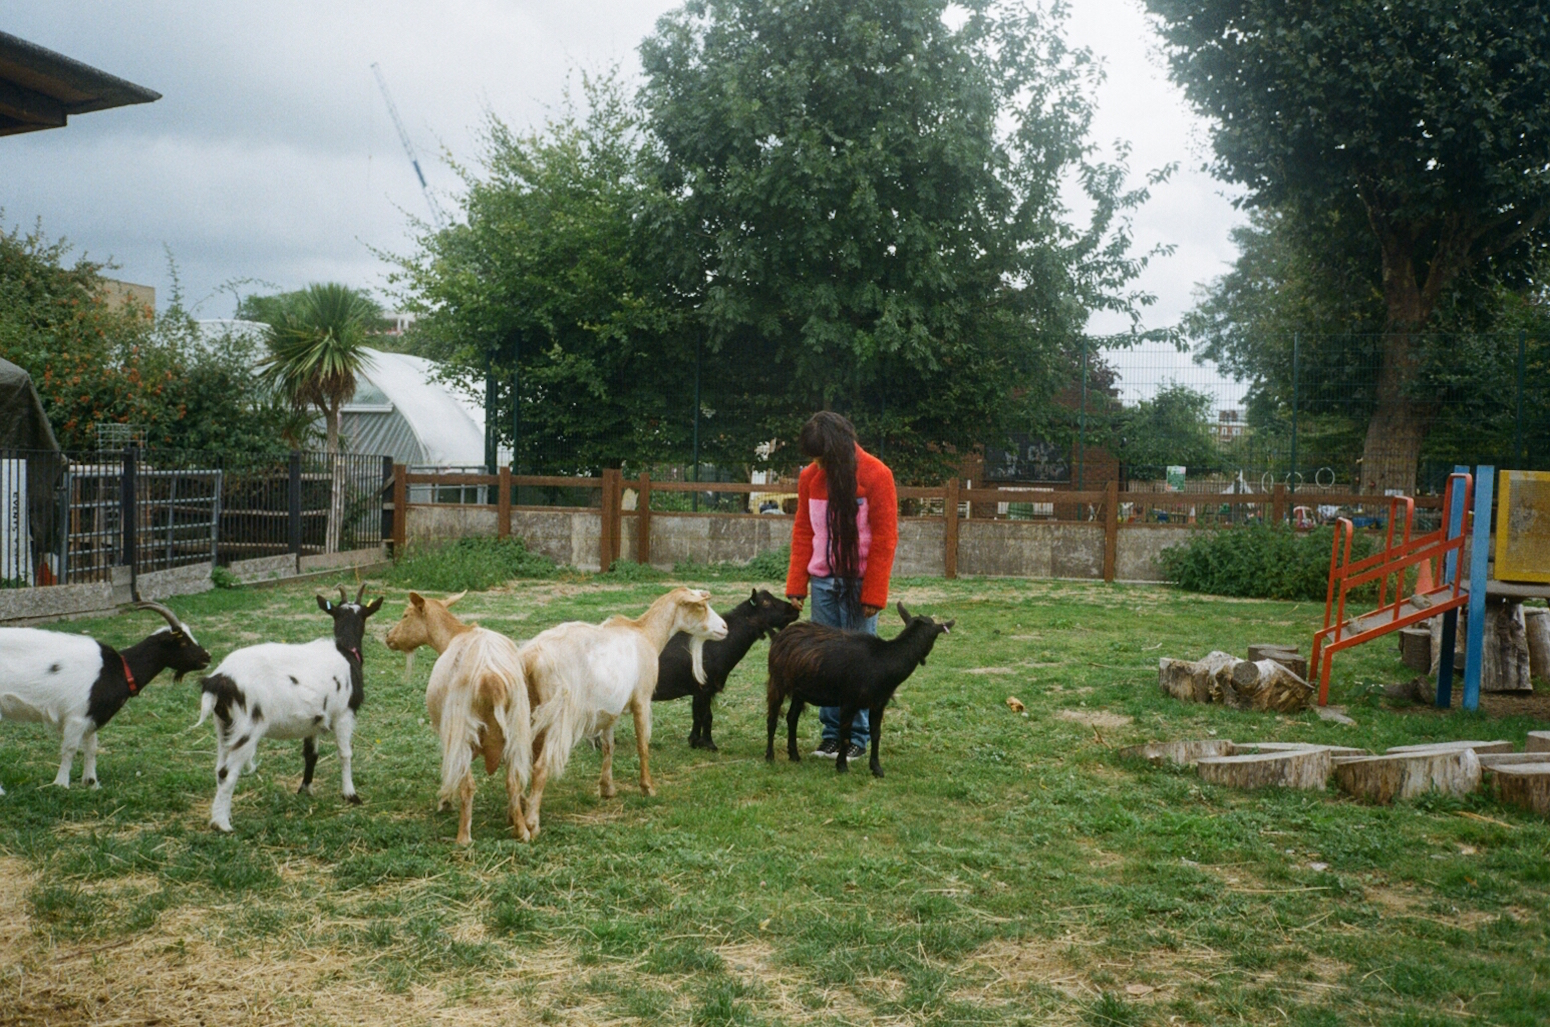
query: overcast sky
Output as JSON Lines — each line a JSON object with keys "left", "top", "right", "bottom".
{"left": 2, "top": 1, "right": 1245, "bottom": 400}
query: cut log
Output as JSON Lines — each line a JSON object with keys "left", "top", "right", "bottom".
{"left": 1525, "top": 608, "right": 1550, "bottom": 682}
{"left": 1492, "top": 763, "right": 1550, "bottom": 816}
{"left": 1398, "top": 627, "right": 1433, "bottom": 673}
{"left": 1430, "top": 616, "right": 1465, "bottom": 677}
{"left": 1118, "top": 739, "right": 1236, "bottom": 766}
{"left": 1481, "top": 598, "right": 1532, "bottom": 693}
{"left": 1197, "top": 749, "right": 1331, "bottom": 790}
{"left": 1226, "top": 659, "right": 1314, "bottom": 712}
{"left": 1385, "top": 740, "right": 1514, "bottom": 756}
{"left": 1527, "top": 731, "right": 1550, "bottom": 754}
{"left": 1247, "top": 644, "right": 1308, "bottom": 679}
{"left": 1477, "top": 752, "right": 1550, "bottom": 770}
{"left": 1332, "top": 749, "right": 1482, "bottom": 804}
{"left": 1158, "top": 651, "right": 1240, "bottom": 704}
{"left": 1231, "top": 742, "right": 1370, "bottom": 757}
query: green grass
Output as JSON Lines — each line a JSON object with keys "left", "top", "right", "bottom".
{"left": 1, "top": 574, "right": 1547, "bottom": 1026}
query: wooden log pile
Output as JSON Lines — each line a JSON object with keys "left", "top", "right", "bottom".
{"left": 1157, "top": 651, "right": 1313, "bottom": 712}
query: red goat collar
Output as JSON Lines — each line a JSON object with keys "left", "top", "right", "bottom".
{"left": 121, "top": 655, "right": 139, "bottom": 695}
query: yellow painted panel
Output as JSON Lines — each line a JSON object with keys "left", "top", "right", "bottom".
{"left": 1496, "top": 470, "right": 1550, "bottom": 583}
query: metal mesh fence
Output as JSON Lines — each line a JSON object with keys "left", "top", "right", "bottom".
{"left": 0, "top": 447, "right": 390, "bottom": 588}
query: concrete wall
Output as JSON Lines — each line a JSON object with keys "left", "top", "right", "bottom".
{"left": 404, "top": 502, "right": 1188, "bottom": 582}
{"left": 1, "top": 546, "right": 389, "bottom": 626}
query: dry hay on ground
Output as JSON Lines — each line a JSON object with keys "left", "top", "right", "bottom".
{"left": 1055, "top": 709, "right": 1133, "bottom": 730}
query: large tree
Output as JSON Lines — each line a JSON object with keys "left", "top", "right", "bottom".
{"left": 1146, "top": 0, "right": 1550, "bottom": 490}
{"left": 394, "top": 74, "right": 694, "bottom": 476}
{"left": 640, "top": 0, "right": 1162, "bottom": 480}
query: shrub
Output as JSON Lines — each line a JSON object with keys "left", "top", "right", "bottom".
{"left": 388, "top": 537, "right": 558, "bottom": 592}
{"left": 1159, "top": 525, "right": 1380, "bottom": 602}
{"left": 210, "top": 566, "right": 240, "bottom": 589}
{"left": 598, "top": 559, "right": 667, "bottom": 582}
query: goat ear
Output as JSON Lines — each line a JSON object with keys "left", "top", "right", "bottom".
{"left": 750, "top": 588, "right": 759, "bottom": 603}
{"left": 409, "top": 592, "right": 425, "bottom": 608}
{"left": 365, "top": 597, "right": 384, "bottom": 616}
{"left": 317, "top": 595, "right": 333, "bottom": 613}
{"left": 896, "top": 601, "right": 911, "bottom": 623}
{"left": 942, "top": 619, "right": 955, "bottom": 634}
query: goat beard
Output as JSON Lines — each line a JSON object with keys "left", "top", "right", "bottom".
{"left": 689, "top": 635, "right": 707, "bottom": 687}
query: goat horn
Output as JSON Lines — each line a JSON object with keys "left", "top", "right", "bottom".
{"left": 355, "top": 582, "right": 366, "bottom": 604}
{"left": 337, "top": 585, "right": 348, "bottom": 603}
{"left": 135, "top": 601, "right": 184, "bottom": 633}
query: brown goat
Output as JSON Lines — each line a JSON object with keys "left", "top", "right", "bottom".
{"left": 385, "top": 592, "right": 533, "bottom": 845}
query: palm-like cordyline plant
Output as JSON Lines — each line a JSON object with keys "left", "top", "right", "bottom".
{"left": 259, "top": 283, "right": 379, "bottom": 552}
{"left": 259, "top": 283, "right": 379, "bottom": 455}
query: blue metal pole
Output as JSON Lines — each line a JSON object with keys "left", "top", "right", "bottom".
{"left": 1462, "top": 466, "right": 1494, "bottom": 711}
{"left": 1435, "top": 465, "right": 1469, "bottom": 708}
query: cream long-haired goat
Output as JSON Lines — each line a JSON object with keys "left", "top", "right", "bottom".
{"left": 385, "top": 592, "right": 533, "bottom": 845}
{"left": 522, "top": 587, "right": 727, "bottom": 838}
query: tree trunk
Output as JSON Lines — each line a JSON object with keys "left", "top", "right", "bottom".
{"left": 1491, "top": 764, "right": 1550, "bottom": 817}
{"left": 324, "top": 404, "right": 343, "bottom": 554}
{"left": 1359, "top": 329, "right": 1429, "bottom": 494}
{"left": 1197, "top": 750, "right": 1331, "bottom": 791}
{"left": 1225, "top": 659, "right": 1314, "bottom": 712}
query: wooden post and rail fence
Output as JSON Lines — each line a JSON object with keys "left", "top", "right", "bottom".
{"left": 385, "top": 464, "right": 1446, "bottom": 584}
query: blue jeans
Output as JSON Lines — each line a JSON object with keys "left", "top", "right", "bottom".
{"left": 809, "top": 576, "right": 877, "bottom": 746}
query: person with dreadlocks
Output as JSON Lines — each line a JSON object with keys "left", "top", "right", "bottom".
{"left": 784, "top": 411, "right": 899, "bottom": 760}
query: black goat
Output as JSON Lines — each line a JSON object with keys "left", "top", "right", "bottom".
{"left": 654, "top": 589, "right": 800, "bottom": 749}
{"left": 765, "top": 602, "right": 953, "bottom": 777}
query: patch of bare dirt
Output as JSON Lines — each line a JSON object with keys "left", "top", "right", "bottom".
{"left": 1055, "top": 709, "right": 1133, "bottom": 729}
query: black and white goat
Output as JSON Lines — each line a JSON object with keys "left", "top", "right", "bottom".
{"left": 195, "top": 585, "right": 382, "bottom": 832}
{"left": 653, "top": 589, "right": 800, "bottom": 750}
{"left": 765, "top": 602, "right": 953, "bottom": 777}
{"left": 0, "top": 603, "right": 210, "bottom": 793}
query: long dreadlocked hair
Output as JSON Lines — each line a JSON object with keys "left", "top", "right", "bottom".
{"left": 799, "top": 412, "right": 862, "bottom": 619}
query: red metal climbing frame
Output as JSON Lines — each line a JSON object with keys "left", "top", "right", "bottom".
{"left": 1310, "top": 473, "right": 1474, "bottom": 705}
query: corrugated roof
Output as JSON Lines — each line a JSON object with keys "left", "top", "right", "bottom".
{"left": 0, "top": 30, "right": 159, "bottom": 137}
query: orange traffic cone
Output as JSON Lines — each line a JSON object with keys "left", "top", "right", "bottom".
{"left": 1415, "top": 556, "right": 1435, "bottom": 594}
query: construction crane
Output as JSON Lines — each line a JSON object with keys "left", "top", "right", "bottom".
{"left": 370, "top": 62, "right": 446, "bottom": 231}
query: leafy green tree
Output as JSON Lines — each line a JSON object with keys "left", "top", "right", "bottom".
{"left": 1115, "top": 383, "right": 1221, "bottom": 481}
{"left": 393, "top": 73, "right": 692, "bottom": 476}
{"left": 0, "top": 222, "right": 293, "bottom": 451}
{"left": 1145, "top": 0, "right": 1550, "bottom": 491}
{"left": 640, "top": 0, "right": 1164, "bottom": 480}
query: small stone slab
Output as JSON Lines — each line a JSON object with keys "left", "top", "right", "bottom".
{"left": 1492, "top": 763, "right": 1550, "bottom": 816}
{"left": 1197, "top": 749, "right": 1332, "bottom": 791}
{"left": 1528, "top": 731, "right": 1550, "bottom": 754}
{"left": 1332, "top": 749, "right": 1482, "bottom": 804}
{"left": 1385, "top": 740, "right": 1514, "bottom": 756}
{"left": 1118, "top": 739, "right": 1235, "bottom": 766}
{"left": 1231, "top": 742, "right": 1370, "bottom": 758}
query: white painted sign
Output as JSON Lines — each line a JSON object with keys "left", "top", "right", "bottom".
{"left": 1, "top": 459, "right": 31, "bottom": 584}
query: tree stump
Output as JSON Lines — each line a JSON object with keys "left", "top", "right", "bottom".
{"left": 1491, "top": 763, "right": 1550, "bottom": 816}
{"left": 1430, "top": 615, "right": 1464, "bottom": 678}
{"left": 1398, "top": 627, "right": 1433, "bottom": 672}
{"left": 1385, "top": 740, "right": 1514, "bottom": 756}
{"left": 1225, "top": 659, "right": 1314, "bottom": 712}
{"left": 1527, "top": 731, "right": 1550, "bottom": 754}
{"left": 1118, "top": 739, "right": 1236, "bottom": 766}
{"left": 1247, "top": 644, "right": 1308, "bottom": 679}
{"left": 1525, "top": 608, "right": 1550, "bottom": 682}
{"left": 1158, "top": 651, "right": 1239, "bottom": 704}
{"left": 1481, "top": 598, "right": 1532, "bottom": 693}
{"left": 1197, "top": 749, "right": 1331, "bottom": 790}
{"left": 1332, "top": 749, "right": 1482, "bottom": 803}
{"left": 1231, "top": 742, "right": 1370, "bottom": 757}
{"left": 1477, "top": 752, "right": 1550, "bottom": 771}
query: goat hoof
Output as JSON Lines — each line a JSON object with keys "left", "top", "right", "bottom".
{"left": 345, "top": 794, "right": 363, "bottom": 806}
{"left": 599, "top": 785, "right": 617, "bottom": 799}
{"left": 84, "top": 778, "right": 99, "bottom": 789}
{"left": 210, "top": 820, "right": 232, "bottom": 833}
{"left": 871, "top": 765, "right": 884, "bottom": 778}
{"left": 297, "top": 783, "right": 312, "bottom": 795}
{"left": 641, "top": 783, "right": 656, "bottom": 797}
{"left": 835, "top": 762, "right": 849, "bottom": 774}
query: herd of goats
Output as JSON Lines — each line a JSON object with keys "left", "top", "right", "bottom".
{"left": 0, "top": 584, "right": 953, "bottom": 841}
